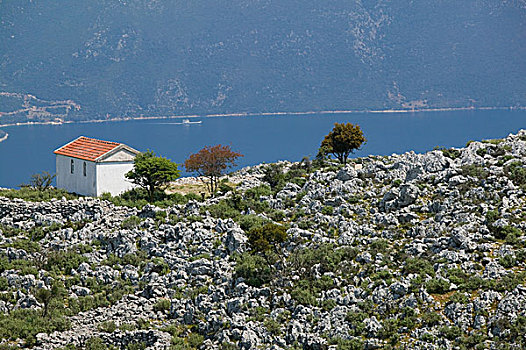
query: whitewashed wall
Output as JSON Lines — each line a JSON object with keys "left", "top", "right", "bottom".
{"left": 96, "top": 162, "right": 135, "bottom": 196}
{"left": 56, "top": 155, "right": 97, "bottom": 196}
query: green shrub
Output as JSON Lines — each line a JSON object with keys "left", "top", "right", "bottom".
{"left": 421, "top": 311, "right": 442, "bottom": 327}
{"left": 441, "top": 148, "right": 462, "bottom": 160}
{"left": 439, "top": 326, "right": 462, "bottom": 340}
{"left": 403, "top": 258, "right": 435, "bottom": 277}
{"left": 186, "top": 332, "right": 204, "bottom": 348}
{"left": 244, "top": 185, "right": 272, "bottom": 199}
{"left": 220, "top": 342, "right": 238, "bottom": 350}
{"left": 0, "top": 308, "right": 70, "bottom": 346}
{"left": 154, "top": 298, "right": 171, "bottom": 312}
{"left": 45, "top": 249, "right": 89, "bottom": 275}
{"left": 491, "top": 225, "right": 522, "bottom": 240}
{"left": 461, "top": 164, "right": 488, "bottom": 179}
{"left": 126, "top": 343, "right": 146, "bottom": 350}
{"left": 234, "top": 253, "right": 272, "bottom": 287}
{"left": 369, "top": 239, "right": 389, "bottom": 255}
{"left": 321, "top": 206, "right": 334, "bottom": 215}
{"left": 505, "top": 162, "right": 526, "bottom": 186}
{"left": 449, "top": 292, "right": 469, "bottom": 304}
{"left": 236, "top": 215, "right": 269, "bottom": 232}
{"left": 121, "top": 216, "right": 142, "bottom": 229}
{"left": 119, "top": 323, "right": 137, "bottom": 331}
{"left": 485, "top": 210, "right": 499, "bottom": 225}
{"left": 269, "top": 210, "right": 286, "bottom": 222}
{"left": 204, "top": 200, "right": 240, "bottom": 219}
{"left": 247, "top": 223, "right": 288, "bottom": 253}
{"left": 494, "top": 272, "right": 526, "bottom": 292}
{"left": 98, "top": 321, "right": 117, "bottom": 333}
{"left": 102, "top": 187, "right": 195, "bottom": 209}
{"left": 291, "top": 244, "right": 358, "bottom": 276}
{"left": 0, "top": 277, "right": 8, "bottom": 291}
{"left": 263, "top": 164, "right": 287, "bottom": 190}
{"left": 345, "top": 312, "right": 367, "bottom": 337}
{"left": 426, "top": 278, "right": 451, "bottom": 294}
{"left": 291, "top": 283, "right": 317, "bottom": 306}
{"left": 263, "top": 318, "right": 281, "bottom": 335}
{"left": 85, "top": 337, "right": 118, "bottom": 350}
{"left": 0, "top": 239, "right": 41, "bottom": 253}
{"left": 499, "top": 254, "right": 517, "bottom": 268}
{"left": 0, "top": 187, "right": 78, "bottom": 202}
{"left": 150, "top": 257, "right": 170, "bottom": 275}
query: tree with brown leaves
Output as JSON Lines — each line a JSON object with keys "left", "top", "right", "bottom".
{"left": 321, "top": 122, "right": 366, "bottom": 164}
{"left": 184, "top": 145, "right": 243, "bottom": 195}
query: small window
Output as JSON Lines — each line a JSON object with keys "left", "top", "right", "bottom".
{"left": 83, "top": 162, "right": 87, "bottom": 176}
{"left": 70, "top": 159, "right": 74, "bottom": 174}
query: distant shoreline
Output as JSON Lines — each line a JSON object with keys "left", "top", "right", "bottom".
{"left": 0, "top": 105, "right": 524, "bottom": 130}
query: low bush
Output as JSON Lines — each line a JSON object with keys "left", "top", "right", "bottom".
{"left": 491, "top": 225, "right": 522, "bottom": 240}
{"left": 236, "top": 215, "right": 269, "bottom": 232}
{"left": 426, "top": 278, "right": 451, "bottom": 294}
{"left": 460, "top": 164, "right": 489, "bottom": 180}
{"left": 153, "top": 298, "right": 171, "bottom": 312}
{"left": 247, "top": 223, "right": 288, "bottom": 253}
{"left": 439, "top": 326, "right": 462, "bottom": 340}
{"left": 321, "top": 205, "right": 334, "bottom": 215}
{"left": 499, "top": 254, "right": 517, "bottom": 268}
{"left": 44, "top": 249, "right": 89, "bottom": 275}
{"left": 121, "top": 215, "right": 142, "bottom": 229}
{"left": 204, "top": 200, "right": 241, "bottom": 219}
{"left": 0, "top": 187, "right": 78, "bottom": 202}
{"left": 234, "top": 253, "right": 272, "bottom": 287}
{"left": 0, "top": 308, "right": 70, "bottom": 346}
{"left": 441, "top": 148, "right": 462, "bottom": 159}
{"left": 98, "top": 321, "right": 117, "bottom": 333}
{"left": 403, "top": 258, "right": 435, "bottom": 277}
{"left": 291, "top": 244, "right": 359, "bottom": 277}
{"left": 101, "top": 188, "right": 199, "bottom": 209}
{"left": 505, "top": 162, "right": 526, "bottom": 186}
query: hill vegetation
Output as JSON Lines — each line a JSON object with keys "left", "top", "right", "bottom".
{"left": 1, "top": 131, "right": 526, "bottom": 349}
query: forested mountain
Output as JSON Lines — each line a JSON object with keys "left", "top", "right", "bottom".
{"left": 1, "top": 0, "right": 525, "bottom": 124}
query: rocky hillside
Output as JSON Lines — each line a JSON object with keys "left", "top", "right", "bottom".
{"left": 1, "top": 0, "right": 526, "bottom": 126}
{"left": 1, "top": 131, "right": 526, "bottom": 349}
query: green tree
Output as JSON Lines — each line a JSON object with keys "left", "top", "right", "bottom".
{"left": 321, "top": 123, "right": 366, "bottom": 164}
{"left": 125, "top": 150, "right": 180, "bottom": 202}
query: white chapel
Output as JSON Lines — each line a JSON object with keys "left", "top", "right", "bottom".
{"left": 54, "top": 136, "right": 140, "bottom": 197}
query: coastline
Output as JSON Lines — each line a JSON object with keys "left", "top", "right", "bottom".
{"left": 0, "top": 105, "right": 523, "bottom": 130}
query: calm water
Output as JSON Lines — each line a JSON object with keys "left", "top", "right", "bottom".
{"left": 0, "top": 110, "right": 525, "bottom": 188}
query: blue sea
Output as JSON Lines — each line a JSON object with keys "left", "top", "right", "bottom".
{"left": 0, "top": 110, "right": 525, "bottom": 188}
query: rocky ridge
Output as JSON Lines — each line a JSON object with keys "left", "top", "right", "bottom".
{"left": 1, "top": 131, "right": 526, "bottom": 349}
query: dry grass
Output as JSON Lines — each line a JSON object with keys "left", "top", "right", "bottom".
{"left": 166, "top": 182, "right": 209, "bottom": 196}
{"left": 431, "top": 291, "right": 456, "bottom": 305}
{"left": 166, "top": 180, "right": 237, "bottom": 197}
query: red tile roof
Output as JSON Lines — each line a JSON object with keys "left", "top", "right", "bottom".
{"left": 54, "top": 136, "right": 122, "bottom": 161}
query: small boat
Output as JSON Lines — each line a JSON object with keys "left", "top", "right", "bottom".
{"left": 181, "top": 119, "right": 202, "bottom": 125}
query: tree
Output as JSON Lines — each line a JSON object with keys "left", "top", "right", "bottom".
{"left": 125, "top": 150, "right": 180, "bottom": 202}
{"left": 20, "top": 171, "right": 55, "bottom": 191}
{"left": 321, "top": 122, "right": 366, "bottom": 164}
{"left": 184, "top": 145, "right": 243, "bottom": 195}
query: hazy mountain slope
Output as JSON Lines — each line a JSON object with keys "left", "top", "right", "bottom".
{"left": 1, "top": 0, "right": 525, "bottom": 124}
